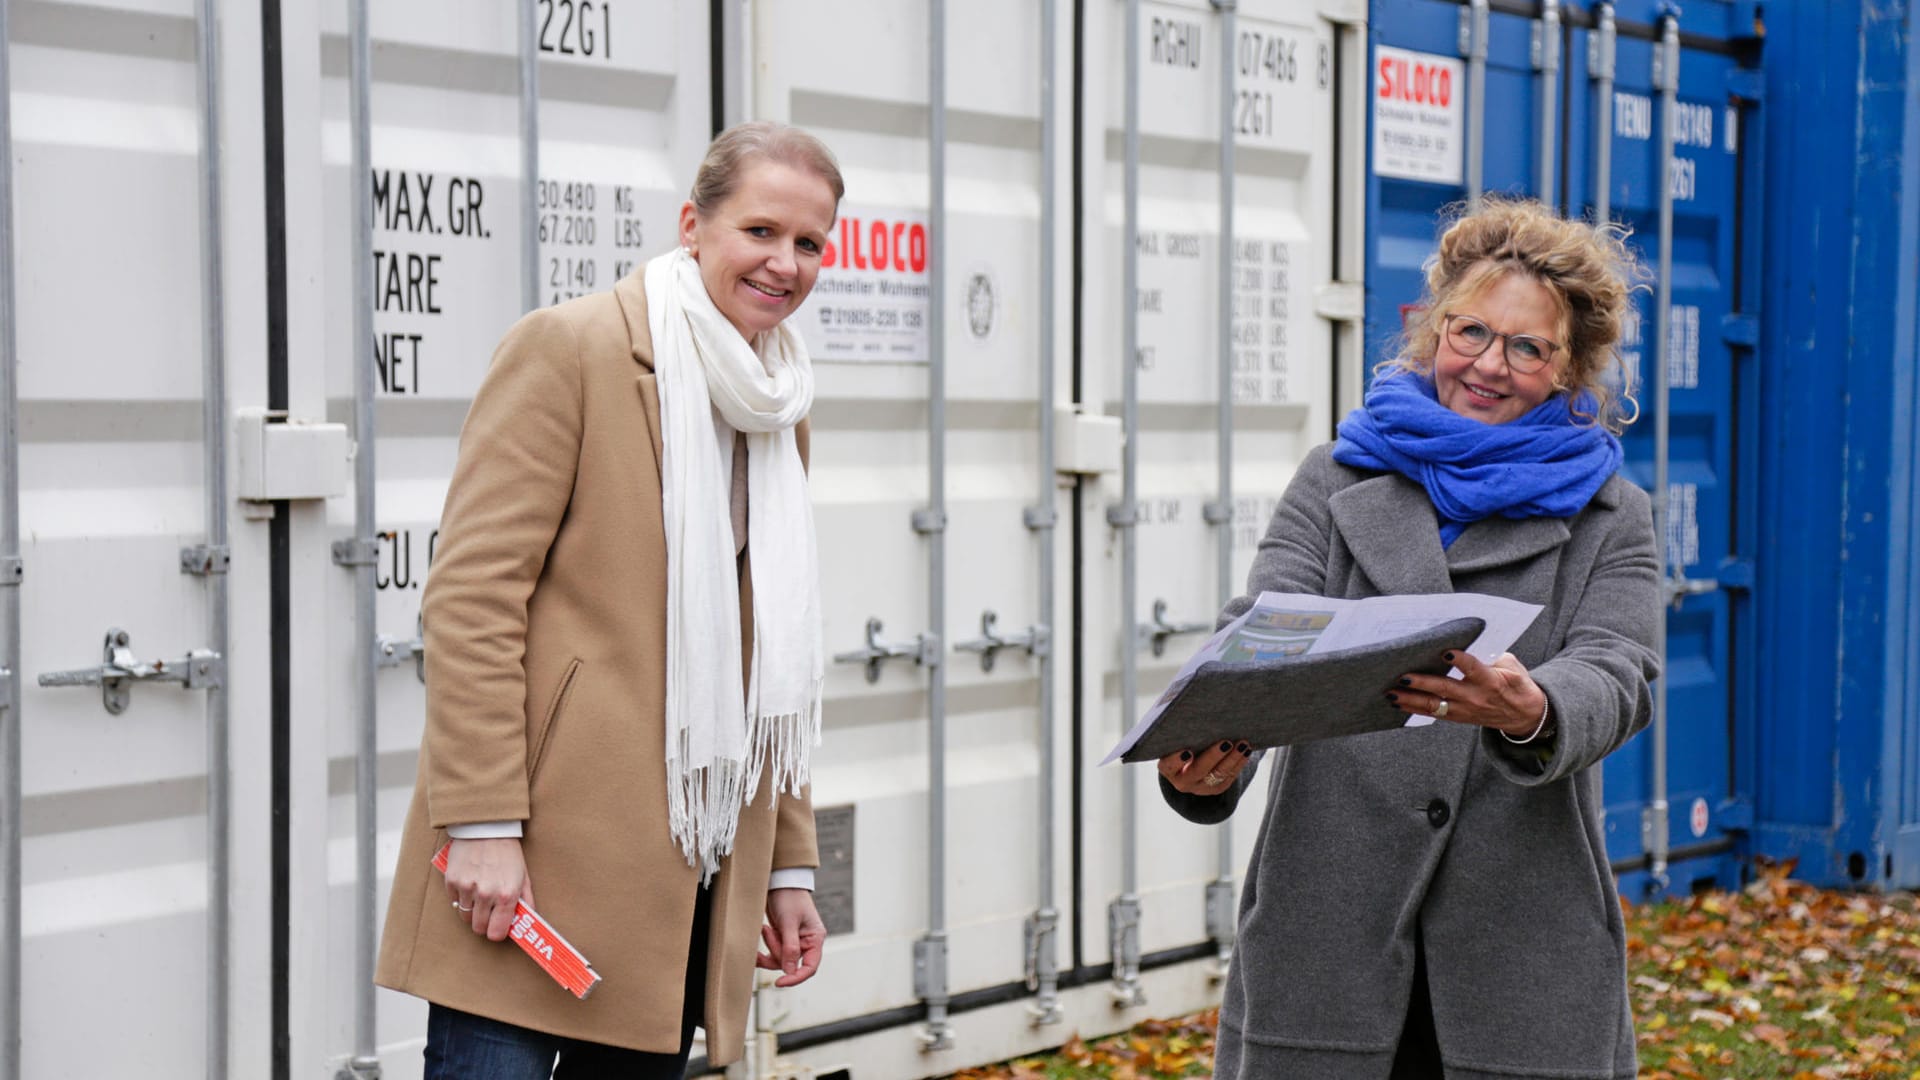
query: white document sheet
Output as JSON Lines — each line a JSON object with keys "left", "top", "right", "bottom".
{"left": 1103, "top": 590, "right": 1544, "bottom": 765}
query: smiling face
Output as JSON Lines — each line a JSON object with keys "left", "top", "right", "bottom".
{"left": 1432, "top": 272, "right": 1568, "bottom": 425}
{"left": 678, "top": 158, "right": 838, "bottom": 340}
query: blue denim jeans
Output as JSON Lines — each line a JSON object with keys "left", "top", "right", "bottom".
{"left": 423, "top": 886, "right": 710, "bottom": 1080}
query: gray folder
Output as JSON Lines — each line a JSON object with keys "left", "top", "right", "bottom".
{"left": 1118, "top": 617, "right": 1487, "bottom": 763}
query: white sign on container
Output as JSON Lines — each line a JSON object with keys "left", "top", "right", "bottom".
{"left": 795, "top": 205, "right": 932, "bottom": 363}
{"left": 1371, "top": 44, "right": 1464, "bottom": 185}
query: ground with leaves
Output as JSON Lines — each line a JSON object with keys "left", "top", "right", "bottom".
{"left": 944, "top": 865, "right": 1920, "bottom": 1079}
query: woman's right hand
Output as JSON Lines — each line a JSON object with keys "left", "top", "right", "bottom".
{"left": 1158, "top": 739, "right": 1254, "bottom": 796}
{"left": 444, "top": 837, "right": 537, "bottom": 942}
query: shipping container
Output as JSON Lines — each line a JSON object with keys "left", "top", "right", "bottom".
{"left": 1363, "top": 0, "right": 1763, "bottom": 900}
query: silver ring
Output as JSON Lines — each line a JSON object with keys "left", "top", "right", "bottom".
{"left": 1202, "top": 770, "right": 1227, "bottom": 786}
{"left": 454, "top": 901, "right": 473, "bottom": 913}
{"left": 1434, "top": 699, "right": 1450, "bottom": 720}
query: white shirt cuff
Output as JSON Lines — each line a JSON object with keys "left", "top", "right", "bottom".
{"left": 767, "top": 868, "right": 815, "bottom": 891}
{"left": 445, "top": 820, "right": 524, "bottom": 840}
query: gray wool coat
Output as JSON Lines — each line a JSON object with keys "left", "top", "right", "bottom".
{"left": 1164, "top": 444, "right": 1661, "bottom": 1080}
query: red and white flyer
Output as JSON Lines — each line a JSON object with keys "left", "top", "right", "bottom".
{"left": 433, "top": 843, "right": 602, "bottom": 1000}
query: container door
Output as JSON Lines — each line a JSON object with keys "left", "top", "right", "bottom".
{"left": 291, "top": 3, "right": 711, "bottom": 1072}
{"left": 1567, "top": 0, "right": 1754, "bottom": 897}
{"left": 8, "top": 1, "right": 271, "bottom": 1074}
{"left": 1081, "top": 0, "right": 1343, "bottom": 1010}
{"left": 746, "top": 2, "right": 1073, "bottom": 1073}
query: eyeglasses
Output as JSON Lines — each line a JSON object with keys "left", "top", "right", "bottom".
{"left": 1442, "top": 313, "right": 1561, "bottom": 374}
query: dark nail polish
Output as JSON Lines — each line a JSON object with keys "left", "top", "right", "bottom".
{"left": 1180, "top": 749, "right": 1193, "bottom": 762}
{"left": 1386, "top": 692, "right": 1400, "bottom": 703}
{"left": 1397, "top": 677, "right": 1411, "bottom": 687}
{"left": 1236, "top": 742, "right": 1251, "bottom": 755}
{"left": 1220, "top": 741, "right": 1234, "bottom": 752}
{"left": 1443, "top": 651, "right": 1457, "bottom": 663}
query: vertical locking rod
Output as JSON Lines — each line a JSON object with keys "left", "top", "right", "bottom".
{"left": 1026, "top": 0, "right": 1064, "bottom": 1027}
{"left": 0, "top": 1, "right": 20, "bottom": 1074}
{"left": 1591, "top": 4, "right": 1616, "bottom": 226}
{"left": 1110, "top": 0, "right": 1146, "bottom": 1009}
{"left": 342, "top": 0, "right": 382, "bottom": 1076}
{"left": 1206, "top": 0, "right": 1238, "bottom": 974}
{"left": 519, "top": 0, "right": 540, "bottom": 313}
{"left": 1646, "top": 12, "right": 1679, "bottom": 893}
{"left": 916, "top": 0, "right": 954, "bottom": 1052}
{"left": 1464, "top": 0, "right": 1490, "bottom": 206}
{"left": 192, "top": 1, "right": 232, "bottom": 1074}
{"left": 1537, "top": 0, "right": 1561, "bottom": 201}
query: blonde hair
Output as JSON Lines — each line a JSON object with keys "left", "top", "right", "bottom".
{"left": 690, "top": 121, "right": 845, "bottom": 216}
{"left": 1379, "top": 196, "right": 1648, "bottom": 432}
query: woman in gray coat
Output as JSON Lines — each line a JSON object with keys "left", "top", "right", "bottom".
{"left": 1160, "top": 198, "right": 1661, "bottom": 1080}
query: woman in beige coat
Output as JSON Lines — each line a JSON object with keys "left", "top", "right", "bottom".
{"left": 376, "top": 122, "right": 842, "bottom": 1079}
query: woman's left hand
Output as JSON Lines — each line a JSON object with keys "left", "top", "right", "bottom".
{"left": 759, "top": 889, "right": 826, "bottom": 987}
{"left": 1390, "top": 650, "right": 1548, "bottom": 740}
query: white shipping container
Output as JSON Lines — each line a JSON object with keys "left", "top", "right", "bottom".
{"left": 0, "top": 1, "right": 1364, "bottom": 1077}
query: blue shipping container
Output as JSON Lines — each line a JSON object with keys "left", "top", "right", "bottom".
{"left": 1364, "top": 0, "right": 1763, "bottom": 897}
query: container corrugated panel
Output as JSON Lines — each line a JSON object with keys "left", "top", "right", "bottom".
{"left": 1364, "top": 0, "right": 1759, "bottom": 899}
{"left": 749, "top": 0, "right": 1063, "bottom": 1056}
{"left": 10, "top": 1, "right": 240, "bottom": 1075}
{"left": 1088, "top": 0, "right": 1340, "bottom": 964}
{"left": 304, "top": 2, "right": 711, "bottom": 1072}
{"left": 1748, "top": 0, "right": 1916, "bottom": 891}
{"left": 1570, "top": 0, "right": 1753, "bottom": 897}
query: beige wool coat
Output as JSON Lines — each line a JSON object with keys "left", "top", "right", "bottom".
{"left": 375, "top": 268, "right": 818, "bottom": 1063}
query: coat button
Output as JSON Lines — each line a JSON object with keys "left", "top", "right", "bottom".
{"left": 1426, "top": 798, "right": 1451, "bottom": 828}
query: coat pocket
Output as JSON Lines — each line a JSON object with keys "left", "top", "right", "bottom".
{"left": 527, "top": 658, "right": 583, "bottom": 781}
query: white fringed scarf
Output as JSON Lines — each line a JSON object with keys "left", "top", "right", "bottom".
{"left": 645, "top": 248, "right": 824, "bottom": 883}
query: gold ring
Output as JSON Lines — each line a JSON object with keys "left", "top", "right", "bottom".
{"left": 1434, "top": 699, "right": 1450, "bottom": 720}
{"left": 1203, "top": 770, "right": 1227, "bottom": 786}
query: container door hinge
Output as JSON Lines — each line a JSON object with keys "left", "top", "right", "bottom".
{"left": 1108, "top": 894, "right": 1146, "bottom": 1007}
{"left": 180, "top": 545, "right": 231, "bottom": 576}
{"left": 1315, "top": 0, "right": 1365, "bottom": 25}
{"left": 1201, "top": 500, "right": 1233, "bottom": 526}
{"left": 1641, "top": 800, "right": 1671, "bottom": 860}
{"left": 1721, "top": 313, "right": 1759, "bottom": 348}
{"left": 331, "top": 537, "right": 380, "bottom": 567}
{"left": 1715, "top": 557, "right": 1755, "bottom": 591}
{"left": 1314, "top": 281, "right": 1364, "bottom": 323}
{"left": 335, "top": 1058, "right": 382, "bottom": 1080}
{"left": 1729, "top": 1, "right": 1765, "bottom": 43}
{"left": 1022, "top": 907, "right": 1063, "bottom": 1025}
{"left": 1714, "top": 796, "right": 1755, "bottom": 831}
{"left": 1205, "top": 878, "right": 1236, "bottom": 980}
{"left": 911, "top": 508, "right": 948, "bottom": 535}
{"left": 38, "top": 628, "right": 224, "bottom": 715}
{"left": 0, "top": 557, "right": 19, "bottom": 586}
{"left": 1725, "top": 67, "right": 1764, "bottom": 103}
{"left": 912, "top": 932, "right": 954, "bottom": 1051}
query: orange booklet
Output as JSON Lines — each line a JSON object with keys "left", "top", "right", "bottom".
{"left": 433, "top": 843, "right": 602, "bottom": 1000}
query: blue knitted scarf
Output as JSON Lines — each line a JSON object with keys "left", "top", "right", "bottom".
{"left": 1332, "top": 373, "right": 1623, "bottom": 547}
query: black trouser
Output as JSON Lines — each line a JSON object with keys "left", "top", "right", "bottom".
{"left": 1389, "top": 932, "right": 1443, "bottom": 1079}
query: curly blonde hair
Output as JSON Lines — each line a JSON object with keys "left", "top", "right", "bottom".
{"left": 1379, "top": 197, "right": 1648, "bottom": 432}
